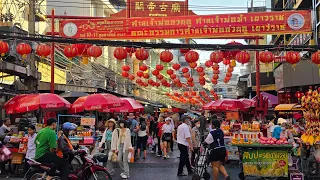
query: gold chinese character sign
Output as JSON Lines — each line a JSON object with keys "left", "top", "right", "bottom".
{"left": 60, "top": 10, "right": 312, "bottom": 40}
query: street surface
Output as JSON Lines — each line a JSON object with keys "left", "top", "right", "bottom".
{"left": 1, "top": 145, "right": 264, "bottom": 180}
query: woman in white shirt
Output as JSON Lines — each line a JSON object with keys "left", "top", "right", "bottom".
{"left": 161, "top": 117, "right": 175, "bottom": 159}
{"left": 137, "top": 117, "right": 149, "bottom": 159}
{"left": 111, "top": 120, "right": 133, "bottom": 179}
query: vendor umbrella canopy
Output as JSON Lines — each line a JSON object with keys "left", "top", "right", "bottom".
{"left": 252, "top": 92, "right": 278, "bottom": 108}
{"left": 203, "top": 99, "right": 247, "bottom": 111}
{"left": 70, "top": 93, "right": 123, "bottom": 113}
{"left": 9, "top": 93, "right": 71, "bottom": 114}
{"left": 3, "top": 94, "right": 28, "bottom": 114}
{"left": 202, "top": 101, "right": 216, "bottom": 110}
{"left": 100, "top": 98, "right": 144, "bottom": 113}
{"left": 239, "top": 98, "right": 255, "bottom": 108}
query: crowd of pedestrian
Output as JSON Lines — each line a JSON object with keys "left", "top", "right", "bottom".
{"left": 98, "top": 112, "right": 230, "bottom": 180}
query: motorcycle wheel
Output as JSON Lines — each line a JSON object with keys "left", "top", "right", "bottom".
{"left": 88, "top": 170, "right": 112, "bottom": 180}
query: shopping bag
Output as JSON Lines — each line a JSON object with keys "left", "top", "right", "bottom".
{"left": 147, "top": 136, "right": 153, "bottom": 145}
{"left": 153, "top": 137, "right": 158, "bottom": 145}
{"left": 111, "top": 152, "right": 118, "bottom": 163}
{"left": 128, "top": 152, "right": 134, "bottom": 163}
{"left": 0, "top": 145, "right": 12, "bottom": 162}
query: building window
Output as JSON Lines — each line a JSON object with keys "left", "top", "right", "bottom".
{"left": 218, "top": 88, "right": 223, "bottom": 92}
{"left": 227, "top": 88, "right": 233, "bottom": 92}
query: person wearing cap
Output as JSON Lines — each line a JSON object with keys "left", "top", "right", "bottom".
{"left": 99, "top": 118, "right": 116, "bottom": 175}
{"left": 176, "top": 115, "right": 193, "bottom": 176}
{"left": 272, "top": 118, "right": 287, "bottom": 140}
{"left": 161, "top": 117, "right": 175, "bottom": 159}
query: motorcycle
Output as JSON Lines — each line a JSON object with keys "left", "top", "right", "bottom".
{"left": 24, "top": 148, "right": 111, "bottom": 180}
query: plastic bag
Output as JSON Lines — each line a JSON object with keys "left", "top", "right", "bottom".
{"left": 147, "top": 136, "right": 153, "bottom": 145}
{"left": 128, "top": 152, "right": 134, "bottom": 163}
{"left": 153, "top": 137, "right": 158, "bottom": 145}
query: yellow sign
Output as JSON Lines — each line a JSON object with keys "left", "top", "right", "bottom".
{"left": 80, "top": 117, "right": 96, "bottom": 126}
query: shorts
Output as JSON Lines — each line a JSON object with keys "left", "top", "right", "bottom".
{"left": 209, "top": 147, "right": 226, "bottom": 162}
{"left": 161, "top": 133, "right": 172, "bottom": 142}
{"left": 137, "top": 136, "right": 148, "bottom": 151}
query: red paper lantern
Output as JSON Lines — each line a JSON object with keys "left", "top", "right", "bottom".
{"left": 63, "top": 45, "right": 78, "bottom": 60}
{"left": 136, "top": 79, "right": 142, "bottom": 84}
{"left": 295, "top": 91, "right": 302, "bottom": 99}
{"left": 160, "top": 50, "right": 173, "bottom": 63}
{"left": 135, "top": 48, "right": 149, "bottom": 61}
{"left": 213, "top": 74, "right": 219, "bottom": 79}
{"left": 183, "top": 73, "right": 190, "bottom": 78}
{"left": 226, "top": 72, "right": 232, "bottom": 77}
{"left": 36, "top": 44, "right": 51, "bottom": 58}
{"left": 143, "top": 73, "right": 149, "bottom": 79}
{"left": 136, "top": 71, "right": 143, "bottom": 77}
{"left": 152, "top": 70, "right": 159, "bottom": 76}
{"left": 129, "top": 74, "right": 135, "bottom": 80}
{"left": 225, "top": 41, "right": 242, "bottom": 60}
{"left": 214, "top": 70, "right": 220, "bottom": 74}
{"left": 155, "top": 82, "right": 160, "bottom": 87}
{"left": 172, "top": 63, "right": 181, "bottom": 70}
{"left": 223, "top": 58, "right": 230, "bottom": 65}
{"left": 225, "top": 76, "right": 231, "bottom": 81}
{"left": 311, "top": 51, "right": 320, "bottom": 67}
{"left": 185, "top": 50, "right": 199, "bottom": 63}
{"left": 199, "top": 76, "right": 205, "bottom": 82}
{"left": 285, "top": 51, "right": 301, "bottom": 66}
{"left": 125, "top": 47, "right": 136, "bottom": 54}
{"left": 188, "top": 82, "right": 194, "bottom": 87}
{"left": 189, "top": 62, "right": 197, "bottom": 68}
{"left": 205, "top": 60, "right": 213, "bottom": 68}
{"left": 259, "top": 51, "right": 274, "bottom": 64}
{"left": 0, "top": 41, "right": 9, "bottom": 56}
{"left": 157, "top": 74, "right": 164, "bottom": 80}
{"left": 173, "top": 78, "right": 180, "bottom": 84}
{"left": 170, "top": 74, "right": 177, "bottom": 79}
{"left": 161, "top": 79, "right": 167, "bottom": 84}
{"left": 156, "top": 64, "right": 164, "bottom": 71}
{"left": 148, "top": 79, "right": 154, "bottom": 84}
{"left": 74, "top": 44, "right": 91, "bottom": 57}
{"left": 188, "top": 77, "right": 194, "bottom": 82}
{"left": 167, "top": 69, "right": 174, "bottom": 75}
{"left": 182, "top": 67, "right": 189, "bottom": 73}
{"left": 212, "top": 64, "right": 219, "bottom": 71}
{"left": 87, "top": 45, "right": 102, "bottom": 58}
{"left": 227, "top": 66, "right": 234, "bottom": 72}
{"left": 114, "top": 47, "right": 127, "bottom": 60}
{"left": 139, "top": 64, "right": 148, "bottom": 71}
{"left": 191, "top": 91, "right": 197, "bottom": 96}
{"left": 122, "top": 71, "right": 129, "bottom": 78}
{"left": 199, "top": 72, "right": 205, "bottom": 76}
{"left": 210, "top": 51, "right": 225, "bottom": 63}
{"left": 16, "top": 42, "right": 32, "bottom": 59}
{"left": 235, "top": 51, "right": 250, "bottom": 64}
{"left": 211, "top": 79, "right": 218, "bottom": 84}
{"left": 196, "top": 67, "right": 204, "bottom": 73}
{"left": 122, "top": 65, "right": 130, "bottom": 71}
{"left": 199, "top": 81, "right": 205, "bottom": 86}
{"left": 180, "top": 48, "right": 190, "bottom": 54}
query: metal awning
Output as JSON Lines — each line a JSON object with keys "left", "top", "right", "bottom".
{"left": 274, "top": 104, "right": 304, "bottom": 111}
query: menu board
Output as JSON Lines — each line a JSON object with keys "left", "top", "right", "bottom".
{"left": 80, "top": 117, "right": 96, "bottom": 126}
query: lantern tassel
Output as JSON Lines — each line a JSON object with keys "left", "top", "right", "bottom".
{"left": 292, "top": 64, "right": 296, "bottom": 71}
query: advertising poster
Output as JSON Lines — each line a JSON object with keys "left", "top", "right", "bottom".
{"left": 224, "top": 137, "right": 239, "bottom": 160}
{"left": 242, "top": 149, "right": 288, "bottom": 177}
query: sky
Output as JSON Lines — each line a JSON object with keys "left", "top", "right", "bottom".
{"left": 165, "top": 0, "right": 250, "bottom": 75}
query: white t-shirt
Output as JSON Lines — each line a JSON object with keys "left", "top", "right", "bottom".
{"left": 162, "top": 124, "right": 174, "bottom": 133}
{"left": 267, "top": 122, "right": 275, "bottom": 138}
{"left": 177, "top": 123, "right": 191, "bottom": 146}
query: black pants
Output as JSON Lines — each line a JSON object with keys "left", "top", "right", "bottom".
{"left": 137, "top": 136, "right": 148, "bottom": 151}
{"left": 36, "top": 152, "right": 70, "bottom": 180}
{"left": 178, "top": 143, "right": 192, "bottom": 174}
{"left": 157, "top": 136, "right": 162, "bottom": 156}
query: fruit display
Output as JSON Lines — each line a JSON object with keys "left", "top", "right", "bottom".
{"left": 241, "top": 121, "right": 260, "bottom": 132}
{"left": 258, "top": 137, "right": 289, "bottom": 145}
{"left": 300, "top": 87, "right": 320, "bottom": 145}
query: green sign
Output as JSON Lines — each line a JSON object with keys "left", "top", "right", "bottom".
{"left": 242, "top": 149, "right": 288, "bottom": 177}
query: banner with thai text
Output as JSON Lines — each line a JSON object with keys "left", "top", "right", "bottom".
{"left": 59, "top": 10, "right": 311, "bottom": 40}
{"left": 242, "top": 149, "right": 289, "bottom": 177}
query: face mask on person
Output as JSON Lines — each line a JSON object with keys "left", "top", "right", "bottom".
{"left": 196, "top": 124, "right": 200, "bottom": 128}
{"left": 120, "top": 123, "right": 125, "bottom": 128}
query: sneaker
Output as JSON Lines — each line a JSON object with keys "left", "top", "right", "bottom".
{"left": 157, "top": 154, "right": 161, "bottom": 157}
{"left": 150, "top": 151, "right": 155, "bottom": 154}
{"left": 121, "top": 174, "right": 128, "bottom": 179}
{"left": 120, "top": 173, "right": 125, "bottom": 177}
{"left": 163, "top": 155, "right": 167, "bottom": 159}
{"left": 225, "top": 175, "right": 231, "bottom": 180}
{"left": 166, "top": 155, "right": 170, "bottom": 158}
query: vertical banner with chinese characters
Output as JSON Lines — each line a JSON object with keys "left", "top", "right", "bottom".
{"left": 242, "top": 149, "right": 289, "bottom": 177}
{"left": 130, "top": 0, "right": 187, "bottom": 17}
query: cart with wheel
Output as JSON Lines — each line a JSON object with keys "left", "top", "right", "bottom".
{"left": 192, "top": 144, "right": 211, "bottom": 180}
{"left": 236, "top": 143, "right": 292, "bottom": 180}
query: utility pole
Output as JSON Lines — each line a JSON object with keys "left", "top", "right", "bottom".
{"left": 27, "top": 0, "right": 38, "bottom": 92}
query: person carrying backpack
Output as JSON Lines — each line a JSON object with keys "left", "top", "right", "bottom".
{"left": 126, "top": 113, "right": 138, "bottom": 154}
{"left": 137, "top": 116, "right": 149, "bottom": 159}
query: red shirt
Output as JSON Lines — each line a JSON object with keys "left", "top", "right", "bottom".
{"left": 157, "top": 122, "right": 165, "bottom": 137}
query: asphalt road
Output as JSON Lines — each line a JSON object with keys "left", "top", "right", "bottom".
{"left": 0, "top": 145, "right": 268, "bottom": 180}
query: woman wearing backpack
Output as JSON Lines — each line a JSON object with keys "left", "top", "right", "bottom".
{"left": 136, "top": 117, "right": 149, "bottom": 159}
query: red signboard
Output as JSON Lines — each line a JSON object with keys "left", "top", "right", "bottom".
{"left": 130, "top": 0, "right": 187, "bottom": 17}
{"left": 59, "top": 10, "right": 311, "bottom": 40}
